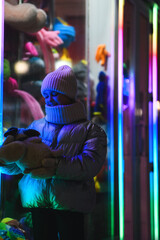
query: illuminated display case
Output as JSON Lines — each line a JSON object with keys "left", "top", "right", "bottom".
{"left": 1, "top": 0, "right": 160, "bottom": 239}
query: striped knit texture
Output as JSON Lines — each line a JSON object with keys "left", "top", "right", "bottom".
{"left": 41, "top": 65, "right": 77, "bottom": 99}
{"left": 45, "top": 101, "right": 86, "bottom": 124}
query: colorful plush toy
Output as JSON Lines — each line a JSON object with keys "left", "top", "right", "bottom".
{"left": 95, "top": 44, "right": 111, "bottom": 70}
{"left": 92, "top": 71, "right": 108, "bottom": 124}
{"left": 23, "top": 42, "right": 38, "bottom": 60}
{"left": 34, "top": 28, "right": 63, "bottom": 73}
{"left": 0, "top": 218, "right": 26, "bottom": 240}
{"left": 3, "top": 59, "right": 11, "bottom": 82}
{"left": 0, "top": 127, "right": 58, "bottom": 174}
{"left": 3, "top": 77, "right": 44, "bottom": 126}
{"left": 53, "top": 17, "right": 76, "bottom": 48}
{"left": 4, "top": 0, "right": 64, "bottom": 74}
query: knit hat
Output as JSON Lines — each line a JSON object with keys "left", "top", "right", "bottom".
{"left": 41, "top": 65, "right": 77, "bottom": 99}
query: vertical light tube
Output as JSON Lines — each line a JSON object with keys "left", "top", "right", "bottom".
{"left": 152, "top": 4, "right": 159, "bottom": 240}
{"left": 118, "top": 0, "right": 125, "bottom": 239}
{"left": 107, "top": 1, "right": 116, "bottom": 236}
{"left": 0, "top": 0, "right": 4, "bottom": 146}
{"left": 110, "top": 55, "right": 115, "bottom": 237}
{"left": 85, "top": 0, "right": 91, "bottom": 120}
{"left": 0, "top": 0, "right": 4, "bottom": 212}
{"left": 148, "top": 8, "right": 154, "bottom": 240}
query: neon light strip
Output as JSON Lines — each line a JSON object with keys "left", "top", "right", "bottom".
{"left": 148, "top": 8, "right": 154, "bottom": 240}
{"left": 118, "top": 0, "right": 124, "bottom": 239}
{"left": 0, "top": 0, "right": 4, "bottom": 146}
{"left": 108, "top": 2, "right": 116, "bottom": 236}
{"left": 110, "top": 68, "right": 115, "bottom": 236}
{"left": 0, "top": 0, "right": 4, "bottom": 211}
{"left": 152, "top": 4, "right": 159, "bottom": 239}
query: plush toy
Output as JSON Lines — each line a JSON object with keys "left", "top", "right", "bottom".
{"left": 0, "top": 217, "right": 26, "bottom": 239}
{"left": 34, "top": 28, "right": 63, "bottom": 73}
{"left": 4, "top": 0, "right": 47, "bottom": 33}
{"left": 53, "top": 17, "right": 76, "bottom": 48}
{"left": 23, "top": 42, "right": 39, "bottom": 60}
{"left": 4, "top": 0, "right": 63, "bottom": 73}
{"left": 3, "top": 59, "right": 11, "bottom": 82}
{"left": 95, "top": 44, "right": 111, "bottom": 71}
{"left": 3, "top": 77, "right": 44, "bottom": 127}
{"left": 92, "top": 71, "right": 108, "bottom": 124}
{"left": 0, "top": 127, "right": 58, "bottom": 173}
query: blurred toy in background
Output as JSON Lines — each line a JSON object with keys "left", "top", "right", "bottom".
{"left": 18, "top": 56, "right": 45, "bottom": 108}
{"left": 19, "top": 212, "right": 33, "bottom": 240}
{"left": 23, "top": 42, "right": 39, "bottom": 61}
{"left": 4, "top": 0, "right": 64, "bottom": 74}
{"left": 91, "top": 70, "right": 109, "bottom": 193}
{"left": 4, "top": 0, "right": 47, "bottom": 33}
{"left": 53, "top": 17, "right": 76, "bottom": 49}
{"left": 53, "top": 17, "right": 76, "bottom": 70}
{"left": 33, "top": 28, "right": 63, "bottom": 73}
{"left": 72, "top": 60, "right": 95, "bottom": 111}
{"left": 92, "top": 71, "right": 109, "bottom": 125}
{"left": 0, "top": 217, "right": 26, "bottom": 239}
{"left": 3, "top": 61, "right": 44, "bottom": 128}
{"left": 72, "top": 60, "right": 87, "bottom": 106}
{"left": 4, "top": 77, "right": 44, "bottom": 127}
{"left": 94, "top": 161, "right": 108, "bottom": 192}
{"left": 95, "top": 44, "right": 111, "bottom": 71}
{"left": 123, "top": 63, "right": 129, "bottom": 110}
{"left": 12, "top": 39, "right": 45, "bottom": 109}
{"left": 3, "top": 59, "right": 11, "bottom": 82}
{"left": 55, "top": 48, "right": 72, "bottom": 69}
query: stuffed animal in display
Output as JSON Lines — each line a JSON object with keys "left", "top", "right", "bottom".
{"left": 0, "top": 127, "right": 58, "bottom": 173}
{"left": 95, "top": 44, "right": 111, "bottom": 71}
{"left": 92, "top": 71, "right": 108, "bottom": 124}
{"left": 4, "top": 0, "right": 47, "bottom": 33}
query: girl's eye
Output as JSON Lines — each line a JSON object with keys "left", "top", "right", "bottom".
{"left": 51, "top": 92, "right": 58, "bottom": 97}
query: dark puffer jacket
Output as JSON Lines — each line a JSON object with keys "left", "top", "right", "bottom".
{"left": 4, "top": 118, "right": 107, "bottom": 213}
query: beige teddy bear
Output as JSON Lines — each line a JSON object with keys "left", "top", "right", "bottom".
{"left": 0, "top": 127, "right": 57, "bottom": 173}
{"left": 5, "top": 0, "right": 47, "bottom": 33}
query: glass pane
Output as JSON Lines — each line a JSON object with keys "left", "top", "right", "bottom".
{"left": 3, "top": 0, "right": 111, "bottom": 239}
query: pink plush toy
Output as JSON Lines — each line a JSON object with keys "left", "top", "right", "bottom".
{"left": 0, "top": 127, "right": 58, "bottom": 174}
{"left": 34, "top": 28, "right": 63, "bottom": 73}
{"left": 4, "top": 77, "right": 44, "bottom": 126}
{"left": 24, "top": 41, "right": 38, "bottom": 58}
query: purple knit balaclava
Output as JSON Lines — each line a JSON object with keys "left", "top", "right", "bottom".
{"left": 41, "top": 65, "right": 77, "bottom": 100}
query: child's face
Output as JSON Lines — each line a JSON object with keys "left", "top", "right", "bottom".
{"left": 43, "top": 90, "right": 73, "bottom": 106}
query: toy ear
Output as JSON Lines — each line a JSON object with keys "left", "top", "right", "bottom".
{"left": 4, "top": 127, "right": 18, "bottom": 137}
{"left": 23, "top": 129, "right": 40, "bottom": 137}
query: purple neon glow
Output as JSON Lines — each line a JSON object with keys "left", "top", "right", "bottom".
{"left": 118, "top": 28, "right": 123, "bottom": 113}
{"left": 152, "top": 55, "right": 157, "bottom": 124}
{"left": 148, "top": 13, "right": 154, "bottom": 238}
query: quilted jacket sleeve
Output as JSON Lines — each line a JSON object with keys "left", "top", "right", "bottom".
{"left": 55, "top": 122, "right": 107, "bottom": 181}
